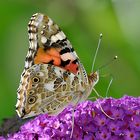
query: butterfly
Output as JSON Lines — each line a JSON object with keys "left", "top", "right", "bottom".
{"left": 16, "top": 13, "right": 99, "bottom": 119}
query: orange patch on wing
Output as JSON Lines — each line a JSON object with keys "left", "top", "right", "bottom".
{"left": 65, "top": 63, "right": 78, "bottom": 74}
{"left": 34, "top": 47, "right": 61, "bottom": 66}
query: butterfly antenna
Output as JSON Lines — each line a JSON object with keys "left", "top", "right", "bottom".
{"left": 96, "top": 55, "right": 118, "bottom": 71}
{"left": 105, "top": 75, "right": 113, "bottom": 98}
{"left": 91, "top": 33, "right": 103, "bottom": 72}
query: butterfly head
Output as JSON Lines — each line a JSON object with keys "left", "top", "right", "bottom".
{"left": 88, "top": 71, "right": 99, "bottom": 87}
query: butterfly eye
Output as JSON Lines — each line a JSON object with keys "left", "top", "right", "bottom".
{"left": 32, "top": 77, "right": 40, "bottom": 83}
{"left": 27, "top": 96, "right": 37, "bottom": 104}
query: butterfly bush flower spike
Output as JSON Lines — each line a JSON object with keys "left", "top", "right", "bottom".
{"left": 1, "top": 95, "right": 139, "bottom": 139}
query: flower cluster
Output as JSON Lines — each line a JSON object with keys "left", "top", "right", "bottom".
{"left": 1, "top": 96, "right": 140, "bottom": 140}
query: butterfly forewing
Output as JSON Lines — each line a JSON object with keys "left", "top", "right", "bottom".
{"left": 25, "top": 13, "right": 81, "bottom": 75}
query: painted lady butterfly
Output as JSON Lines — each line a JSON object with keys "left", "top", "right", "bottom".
{"left": 16, "top": 13, "right": 99, "bottom": 118}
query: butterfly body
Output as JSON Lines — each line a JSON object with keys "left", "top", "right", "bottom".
{"left": 16, "top": 13, "right": 99, "bottom": 118}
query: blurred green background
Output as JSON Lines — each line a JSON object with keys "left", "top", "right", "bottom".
{"left": 0, "top": 0, "right": 140, "bottom": 122}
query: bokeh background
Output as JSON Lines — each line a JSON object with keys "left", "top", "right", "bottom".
{"left": 0, "top": 0, "right": 140, "bottom": 122}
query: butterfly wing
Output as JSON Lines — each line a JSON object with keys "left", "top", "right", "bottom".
{"left": 24, "top": 13, "right": 82, "bottom": 75}
{"left": 16, "top": 13, "right": 98, "bottom": 118}
{"left": 16, "top": 64, "right": 85, "bottom": 118}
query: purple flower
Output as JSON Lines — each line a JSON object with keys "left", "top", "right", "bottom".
{"left": 1, "top": 95, "right": 140, "bottom": 139}
{"left": 108, "top": 120, "right": 122, "bottom": 134}
{"left": 124, "top": 130, "right": 139, "bottom": 140}
{"left": 130, "top": 115, "right": 140, "bottom": 131}
{"left": 0, "top": 136, "right": 5, "bottom": 140}
{"left": 94, "top": 114, "right": 108, "bottom": 127}
{"left": 111, "top": 106, "right": 125, "bottom": 119}
{"left": 95, "top": 128, "right": 111, "bottom": 140}
{"left": 83, "top": 133, "right": 95, "bottom": 140}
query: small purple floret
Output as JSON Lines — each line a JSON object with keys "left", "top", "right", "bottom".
{"left": 1, "top": 95, "right": 140, "bottom": 140}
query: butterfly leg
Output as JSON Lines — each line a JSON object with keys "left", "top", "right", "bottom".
{"left": 70, "top": 91, "right": 84, "bottom": 138}
{"left": 105, "top": 75, "right": 113, "bottom": 98}
{"left": 90, "top": 87, "right": 103, "bottom": 99}
{"left": 100, "top": 73, "right": 114, "bottom": 98}
{"left": 70, "top": 107, "right": 75, "bottom": 138}
{"left": 89, "top": 88, "right": 114, "bottom": 120}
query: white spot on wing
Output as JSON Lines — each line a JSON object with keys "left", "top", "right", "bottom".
{"left": 50, "top": 31, "right": 66, "bottom": 43}
{"left": 26, "top": 51, "right": 32, "bottom": 57}
{"left": 25, "top": 61, "right": 29, "bottom": 68}
{"left": 16, "top": 99, "right": 21, "bottom": 107}
{"left": 16, "top": 110, "right": 22, "bottom": 117}
{"left": 55, "top": 31, "right": 66, "bottom": 40}
{"left": 24, "top": 61, "right": 32, "bottom": 68}
{"left": 35, "top": 14, "right": 44, "bottom": 26}
{"left": 61, "top": 52, "right": 76, "bottom": 61}
{"left": 54, "top": 68, "right": 62, "bottom": 77}
{"left": 48, "top": 18, "right": 53, "bottom": 26}
{"left": 31, "top": 40, "right": 37, "bottom": 49}
{"left": 41, "top": 31, "right": 44, "bottom": 35}
{"left": 29, "top": 33, "right": 36, "bottom": 40}
{"left": 44, "top": 82, "right": 55, "bottom": 91}
{"left": 37, "top": 72, "right": 44, "bottom": 77}
{"left": 51, "top": 35, "right": 58, "bottom": 42}
{"left": 41, "top": 36, "right": 47, "bottom": 44}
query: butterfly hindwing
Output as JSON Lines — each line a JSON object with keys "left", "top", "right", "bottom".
{"left": 16, "top": 64, "right": 84, "bottom": 118}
